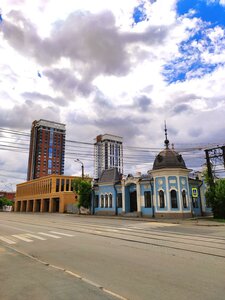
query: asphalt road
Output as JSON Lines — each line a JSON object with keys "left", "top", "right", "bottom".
{"left": 0, "top": 213, "right": 225, "bottom": 300}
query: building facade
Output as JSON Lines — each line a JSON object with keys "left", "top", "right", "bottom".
{"left": 15, "top": 175, "right": 78, "bottom": 213}
{"left": 94, "top": 134, "right": 123, "bottom": 179}
{"left": 92, "top": 134, "right": 211, "bottom": 218}
{"left": 27, "top": 119, "right": 66, "bottom": 181}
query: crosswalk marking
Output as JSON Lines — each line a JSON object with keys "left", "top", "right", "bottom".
{"left": 25, "top": 234, "right": 47, "bottom": 240}
{"left": 12, "top": 234, "right": 33, "bottom": 242}
{"left": 0, "top": 236, "right": 16, "bottom": 245}
{"left": 49, "top": 231, "right": 74, "bottom": 237}
{"left": 38, "top": 232, "right": 61, "bottom": 239}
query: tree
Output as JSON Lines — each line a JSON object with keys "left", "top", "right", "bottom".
{"left": 0, "top": 197, "right": 13, "bottom": 208}
{"left": 205, "top": 178, "right": 225, "bottom": 219}
{"left": 72, "top": 178, "right": 92, "bottom": 209}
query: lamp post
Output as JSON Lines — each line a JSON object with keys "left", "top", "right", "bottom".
{"left": 74, "top": 159, "right": 84, "bottom": 179}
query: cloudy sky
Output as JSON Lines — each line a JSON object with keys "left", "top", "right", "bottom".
{"left": 0, "top": 0, "right": 225, "bottom": 191}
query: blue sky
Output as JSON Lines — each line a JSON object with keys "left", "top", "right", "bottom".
{"left": 133, "top": 0, "right": 225, "bottom": 83}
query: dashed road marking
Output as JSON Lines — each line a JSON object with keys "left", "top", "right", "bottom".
{"left": 25, "top": 233, "right": 47, "bottom": 240}
{"left": 49, "top": 231, "right": 74, "bottom": 237}
{"left": 38, "top": 232, "right": 61, "bottom": 239}
{"left": 0, "top": 236, "right": 16, "bottom": 245}
{"left": 12, "top": 234, "right": 33, "bottom": 242}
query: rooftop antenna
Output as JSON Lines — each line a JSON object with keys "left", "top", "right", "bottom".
{"left": 164, "top": 121, "right": 169, "bottom": 149}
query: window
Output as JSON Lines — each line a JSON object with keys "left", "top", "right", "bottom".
{"left": 48, "top": 159, "right": 52, "bottom": 168}
{"left": 171, "top": 190, "right": 178, "bottom": 208}
{"left": 95, "top": 195, "right": 99, "bottom": 208}
{"left": 105, "top": 194, "right": 108, "bottom": 208}
{"left": 109, "top": 194, "right": 112, "bottom": 208}
{"left": 117, "top": 193, "right": 122, "bottom": 208}
{"left": 159, "top": 190, "right": 165, "bottom": 208}
{"left": 144, "top": 191, "right": 151, "bottom": 208}
{"left": 182, "top": 190, "right": 187, "bottom": 208}
{"left": 66, "top": 179, "right": 69, "bottom": 191}
{"left": 101, "top": 195, "right": 104, "bottom": 208}
{"left": 61, "top": 179, "right": 64, "bottom": 192}
{"left": 56, "top": 179, "right": 60, "bottom": 192}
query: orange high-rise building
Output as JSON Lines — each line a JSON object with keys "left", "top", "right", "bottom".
{"left": 27, "top": 119, "right": 66, "bottom": 181}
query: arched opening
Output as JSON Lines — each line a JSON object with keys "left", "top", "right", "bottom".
{"left": 159, "top": 190, "right": 165, "bottom": 208}
{"left": 100, "top": 195, "right": 104, "bottom": 208}
{"left": 105, "top": 194, "right": 108, "bottom": 208}
{"left": 171, "top": 190, "right": 178, "bottom": 208}
{"left": 130, "top": 190, "right": 137, "bottom": 212}
{"left": 109, "top": 194, "right": 112, "bottom": 208}
{"left": 182, "top": 190, "right": 187, "bottom": 208}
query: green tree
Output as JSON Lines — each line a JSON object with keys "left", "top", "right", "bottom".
{"left": 72, "top": 178, "right": 92, "bottom": 209}
{"left": 0, "top": 197, "right": 13, "bottom": 208}
{"left": 205, "top": 178, "right": 225, "bottom": 219}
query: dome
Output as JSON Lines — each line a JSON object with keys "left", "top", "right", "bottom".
{"left": 153, "top": 147, "right": 187, "bottom": 170}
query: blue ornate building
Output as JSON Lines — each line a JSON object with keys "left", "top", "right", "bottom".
{"left": 92, "top": 129, "right": 211, "bottom": 218}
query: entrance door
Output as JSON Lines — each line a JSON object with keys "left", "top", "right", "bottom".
{"left": 130, "top": 191, "right": 137, "bottom": 212}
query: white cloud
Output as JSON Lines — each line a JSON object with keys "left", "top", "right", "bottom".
{"left": 0, "top": 0, "right": 225, "bottom": 189}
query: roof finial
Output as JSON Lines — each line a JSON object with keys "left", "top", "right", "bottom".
{"left": 164, "top": 121, "right": 169, "bottom": 149}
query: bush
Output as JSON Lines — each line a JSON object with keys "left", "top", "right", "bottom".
{"left": 72, "top": 178, "right": 92, "bottom": 209}
{"left": 206, "top": 179, "right": 225, "bottom": 219}
{"left": 0, "top": 197, "right": 13, "bottom": 208}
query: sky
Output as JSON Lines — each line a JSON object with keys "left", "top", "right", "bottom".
{"left": 0, "top": 0, "right": 225, "bottom": 191}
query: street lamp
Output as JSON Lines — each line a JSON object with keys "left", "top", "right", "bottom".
{"left": 74, "top": 159, "right": 84, "bottom": 179}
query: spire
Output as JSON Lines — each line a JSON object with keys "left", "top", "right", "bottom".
{"left": 164, "top": 121, "right": 169, "bottom": 149}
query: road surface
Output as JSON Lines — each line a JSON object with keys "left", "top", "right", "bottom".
{"left": 0, "top": 213, "right": 225, "bottom": 300}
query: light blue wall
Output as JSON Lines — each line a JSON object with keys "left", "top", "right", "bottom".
{"left": 95, "top": 184, "right": 116, "bottom": 212}
{"left": 168, "top": 176, "right": 180, "bottom": 211}
{"left": 140, "top": 182, "right": 153, "bottom": 216}
{"left": 155, "top": 177, "right": 168, "bottom": 211}
{"left": 179, "top": 176, "right": 190, "bottom": 210}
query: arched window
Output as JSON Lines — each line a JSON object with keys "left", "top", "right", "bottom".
{"left": 182, "top": 190, "right": 187, "bottom": 208}
{"left": 101, "top": 195, "right": 104, "bottom": 208}
{"left": 159, "top": 190, "right": 165, "bottom": 208}
{"left": 105, "top": 194, "right": 108, "bottom": 208}
{"left": 109, "top": 194, "right": 112, "bottom": 208}
{"left": 171, "top": 190, "right": 178, "bottom": 208}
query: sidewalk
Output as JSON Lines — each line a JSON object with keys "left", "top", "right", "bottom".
{"left": 66, "top": 213, "right": 225, "bottom": 226}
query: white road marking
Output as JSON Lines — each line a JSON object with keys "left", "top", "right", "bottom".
{"left": 12, "top": 234, "right": 33, "bottom": 242}
{"left": 25, "top": 234, "right": 47, "bottom": 240}
{"left": 49, "top": 231, "right": 74, "bottom": 237}
{"left": 0, "top": 236, "right": 16, "bottom": 244}
{"left": 38, "top": 232, "right": 61, "bottom": 239}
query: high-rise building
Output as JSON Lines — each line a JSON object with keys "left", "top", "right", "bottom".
{"left": 27, "top": 119, "right": 66, "bottom": 181}
{"left": 94, "top": 134, "right": 123, "bottom": 179}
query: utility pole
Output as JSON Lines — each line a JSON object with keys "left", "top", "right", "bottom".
{"left": 204, "top": 149, "right": 215, "bottom": 189}
{"left": 74, "top": 159, "right": 84, "bottom": 179}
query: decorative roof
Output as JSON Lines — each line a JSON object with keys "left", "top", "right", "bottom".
{"left": 98, "top": 168, "right": 122, "bottom": 184}
{"left": 153, "top": 148, "right": 187, "bottom": 170}
{"left": 153, "top": 123, "right": 187, "bottom": 170}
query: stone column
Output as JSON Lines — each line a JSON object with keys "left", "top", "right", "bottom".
{"left": 40, "top": 199, "right": 44, "bottom": 213}
{"left": 20, "top": 201, "right": 23, "bottom": 212}
{"left": 49, "top": 198, "right": 53, "bottom": 213}
{"left": 122, "top": 180, "right": 126, "bottom": 214}
{"left": 26, "top": 200, "right": 30, "bottom": 212}
{"left": 136, "top": 181, "right": 142, "bottom": 217}
{"left": 33, "top": 199, "right": 37, "bottom": 212}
